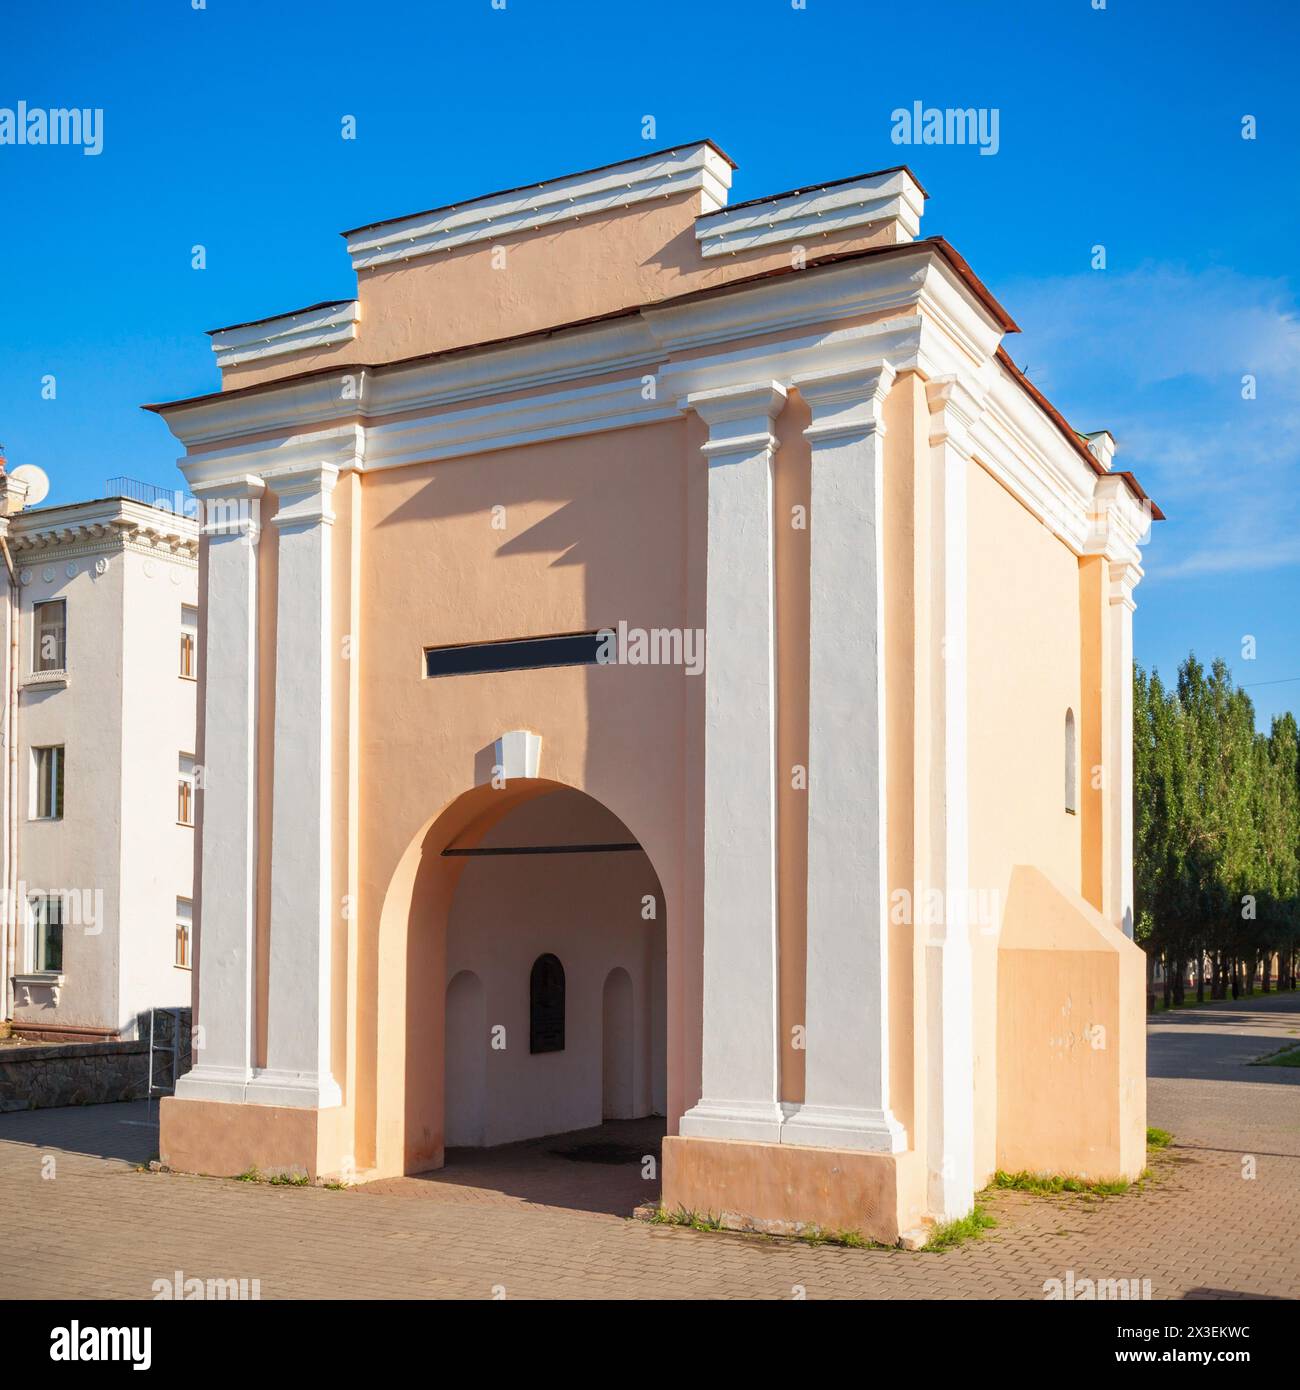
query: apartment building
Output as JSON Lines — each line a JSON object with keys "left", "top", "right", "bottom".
{"left": 0, "top": 465, "right": 199, "bottom": 1040}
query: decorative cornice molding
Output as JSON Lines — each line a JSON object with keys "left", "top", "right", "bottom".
{"left": 696, "top": 168, "right": 924, "bottom": 258}
{"left": 1107, "top": 559, "right": 1142, "bottom": 611}
{"left": 157, "top": 242, "right": 1113, "bottom": 562}
{"left": 210, "top": 300, "right": 359, "bottom": 369}
{"left": 686, "top": 380, "right": 787, "bottom": 461}
{"left": 9, "top": 499, "right": 200, "bottom": 561}
{"left": 362, "top": 378, "right": 679, "bottom": 471}
{"left": 266, "top": 462, "right": 339, "bottom": 530}
{"left": 184, "top": 428, "right": 361, "bottom": 495}
{"left": 344, "top": 143, "right": 733, "bottom": 271}
{"left": 796, "top": 361, "right": 897, "bottom": 442}
{"left": 193, "top": 472, "right": 265, "bottom": 540}
{"left": 970, "top": 365, "right": 1098, "bottom": 554}
{"left": 926, "top": 372, "right": 990, "bottom": 457}
{"left": 1085, "top": 473, "right": 1152, "bottom": 573}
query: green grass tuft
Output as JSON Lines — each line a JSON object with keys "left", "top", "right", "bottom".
{"left": 924, "top": 1205, "right": 997, "bottom": 1252}
{"left": 991, "top": 1170, "right": 1131, "bottom": 1196}
{"left": 1250, "top": 1043, "right": 1300, "bottom": 1068}
{"left": 234, "top": 1166, "right": 310, "bottom": 1187}
{"left": 647, "top": 1204, "right": 724, "bottom": 1233}
{"left": 1146, "top": 1126, "right": 1174, "bottom": 1148}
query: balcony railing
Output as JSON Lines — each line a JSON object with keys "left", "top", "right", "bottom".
{"left": 105, "top": 475, "right": 193, "bottom": 511}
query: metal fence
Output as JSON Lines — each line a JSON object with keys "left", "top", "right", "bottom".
{"left": 146, "top": 1006, "right": 192, "bottom": 1098}
{"left": 105, "top": 475, "right": 193, "bottom": 511}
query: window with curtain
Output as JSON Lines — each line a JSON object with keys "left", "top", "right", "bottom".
{"left": 33, "top": 745, "right": 64, "bottom": 820}
{"left": 176, "top": 898, "right": 193, "bottom": 968}
{"left": 178, "top": 754, "right": 195, "bottom": 825}
{"left": 180, "top": 605, "right": 198, "bottom": 679}
{"left": 33, "top": 599, "right": 66, "bottom": 672}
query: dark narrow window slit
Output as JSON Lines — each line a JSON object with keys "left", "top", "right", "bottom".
{"left": 424, "top": 630, "right": 605, "bottom": 678}
{"left": 441, "top": 842, "right": 641, "bottom": 857}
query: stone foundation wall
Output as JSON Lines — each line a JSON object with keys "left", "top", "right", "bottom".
{"left": 0, "top": 1040, "right": 150, "bottom": 1112}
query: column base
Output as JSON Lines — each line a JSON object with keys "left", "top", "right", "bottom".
{"left": 679, "top": 1097, "right": 785, "bottom": 1144}
{"left": 244, "top": 1068, "right": 343, "bottom": 1110}
{"left": 781, "top": 1103, "right": 908, "bottom": 1153}
{"left": 173, "top": 1064, "right": 252, "bottom": 1105}
{"left": 661, "top": 1133, "right": 904, "bottom": 1244}
{"left": 159, "top": 1095, "right": 354, "bottom": 1182}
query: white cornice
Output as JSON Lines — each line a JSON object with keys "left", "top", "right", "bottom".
{"left": 361, "top": 379, "right": 681, "bottom": 471}
{"left": 1085, "top": 474, "right": 1152, "bottom": 571}
{"left": 9, "top": 497, "right": 200, "bottom": 560}
{"left": 344, "top": 143, "right": 734, "bottom": 271}
{"left": 268, "top": 462, "right": 339, "bottom": 530}
{"left": 158, "top": 241, "right": 1111, "bottom": 559}
{"left": 685, "top": 381, "right": 787, "bottom": 461}
{"left": 797, "top": 362, "right": 897, "bottom": 442}
{"left": 658, "top": 319, "right": 921, "bottom": 405}
{"left": 971, "top": 365, "right": 1098, "bottom": 554}
{"left": 644, "top": 254, "right": 926, "bottom": 354}
{"left": 696, "top": 169, "right": 924, "bottom": 258}
{"left": 182, "top": 425, "right": 363, "bottom": 494}
{"left": 157, "top": 248, "right": 981, "bottom": 453}
{"left": 210, "top": 301, "right": 359, "bottom": 369}
{"left": 364, "top": 317, "right": 663, "bottom": 418}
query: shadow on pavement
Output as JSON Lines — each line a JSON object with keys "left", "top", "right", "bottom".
{"left": 0, "top": 1099, "right": 159, "bottom": 1166}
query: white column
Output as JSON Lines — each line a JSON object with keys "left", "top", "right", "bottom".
{"left": 1108, "top": 561, "right": 1139, "bottom": 938}
{"left": 679, "top": 382, "right": 786, "bottom": 1144}
{"left": 246, "top": 463, "right": 342, "bottom": 1109}
{"left": 783, "top": 363, "right": 906, "bottom": 1153}
{"left": 175, "top": 476, "right": 265, "bottom": 1103}
{"left": 922, "top": 376, "right": 978, "bottom": 1219}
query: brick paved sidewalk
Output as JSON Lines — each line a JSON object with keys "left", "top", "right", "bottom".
{"left": 1, "top": 992, "right": 1297, "bottom": 1300}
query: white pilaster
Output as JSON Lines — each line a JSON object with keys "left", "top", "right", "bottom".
{"left": 246, "top": 463, "right": 342, "bottom": 1109}
{"left": 1086, "top": 474, "right": 1148, "bottom": 941}
{"left": 678, "top": 381, "right": 786, "bottom": 1144}
{"left": 1107, "top": 561, "right": 1139, "bottom": 939}
{"left": 923, "top": 375, "right": 980, "bottom": 1219}
{"left": 175, "top": 476, "right": 265, "bottom": 1103}
{"left": 782, "top": 362, "right": 906, "bottom": 1153}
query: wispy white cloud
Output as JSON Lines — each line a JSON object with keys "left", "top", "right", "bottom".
{"left": 998, "top": 264, "right": 1300, "bottom": 579}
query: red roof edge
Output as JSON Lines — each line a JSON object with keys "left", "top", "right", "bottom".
{"left": 995, "top": 346, "right": 1163, "bottom": 520}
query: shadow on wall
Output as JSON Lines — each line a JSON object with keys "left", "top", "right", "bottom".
{"left": 368, "top": 418, "right": 703, "bottom": 1172}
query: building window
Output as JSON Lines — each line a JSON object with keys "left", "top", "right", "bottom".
{"left": 32, "top": 745, "right": 64, "bottom": 820}
{"left": 176, "top": 898, "right": 192, "bottom": 969}
{"left": 30, "top": 894, "right": 63, "bottom": 973}
{"left": 529, "top": 953, "right": 565, "bottom": 1054}
{"left": 178, "top": 754, "right": 195, "bottom": 826}
{"left": 180, "top": 605, "right": 198, "bottom": 679}
{"left": 425, "top": 631, "right": 606, "bottom": 679}
{"left": 33, "top": 599, "right": 66, "bottom": 672}
{"left": 1064, "top": 708, "right": 1077, "bottom": 815}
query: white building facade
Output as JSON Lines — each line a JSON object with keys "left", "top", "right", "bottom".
{"left": 0, "top": 472, "right": 199, "bottom": 1040}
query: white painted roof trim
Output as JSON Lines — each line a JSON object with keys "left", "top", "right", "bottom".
{"left": 695, "top": 169, "right": 924, "bottom": 257}
{"left": 9, "top": 496, "right": 200, "bottom": 557}
{"left": 344, "top": 143, "right": 733, "bottom": 271}
{"left": 210, "top": 300, "right": 360, "bottom": 369}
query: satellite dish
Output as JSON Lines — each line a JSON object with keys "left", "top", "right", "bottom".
{"left": 9, "top": 464, "right": 50, "bottom": 508}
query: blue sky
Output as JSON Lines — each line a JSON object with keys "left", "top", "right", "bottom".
{"left": 2, "top": 0, "right": 1297, "bottom": 723}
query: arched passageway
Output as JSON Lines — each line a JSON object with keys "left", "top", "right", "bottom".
{"left": 375, "top": 776, "right": 669, "bottom": 1202}
{"left": 441, "top": 787, "right": 666, "bottom": 1148}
